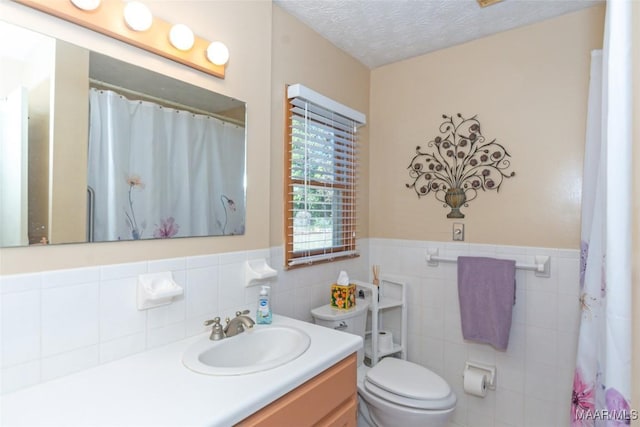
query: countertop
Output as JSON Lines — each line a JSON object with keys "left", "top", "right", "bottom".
{"left": 0, "top": 315, "right": 362, "bottom": 426}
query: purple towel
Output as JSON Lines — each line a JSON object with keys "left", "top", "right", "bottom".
{"left": 457, "top": 256, "right": 516, "bottom": 351}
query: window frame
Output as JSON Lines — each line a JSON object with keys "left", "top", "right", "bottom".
{"left": 284, "top": 84, "right": 365, "bottom": 269}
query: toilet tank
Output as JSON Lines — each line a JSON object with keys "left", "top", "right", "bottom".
{"left": 311, "top": 302, "right": 369, "bottom": 338}
{"left": 311, "top": 302, "right": 369, "bottom": 366}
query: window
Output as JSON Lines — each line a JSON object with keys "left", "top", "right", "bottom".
{"left": 285, "top": 84, "right": 366, "bottom": 268}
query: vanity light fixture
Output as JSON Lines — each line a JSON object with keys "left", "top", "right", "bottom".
{"left": 206, "top": 41, "right": 229, "bottom": 66}
{"left": 13, "top": 0, "right": 228, "bottom": 79}
{"left": 70, "top": 0, "right": 101, "bottom": 11}
{"left": 169, "top": 24, "right": 195, "bottom": 51}
{"left": 123, "top": 1, "right": 152, "bottom": 32}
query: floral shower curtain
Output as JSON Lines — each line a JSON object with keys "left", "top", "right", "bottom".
{"left": 87, "top": 88, "right": 245, "bottom": 241}
{"left": 571, "top": 1, "right": 632, "bottom": 425}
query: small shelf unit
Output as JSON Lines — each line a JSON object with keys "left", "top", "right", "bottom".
{"left": 353, "top": 277, "right": 407, "bottom": 366}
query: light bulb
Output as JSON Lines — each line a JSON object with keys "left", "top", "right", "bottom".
{"left": 123, "top": 1, "right": 153, "bottom": 32}
{"left": 206, "top": 41, "right": 229, "bottom": 66}
{"left": 70, "top": 0, "right": 101, "bottom": 11}
{"left": 169, "top": 24, "right": 194, "bottom": 51}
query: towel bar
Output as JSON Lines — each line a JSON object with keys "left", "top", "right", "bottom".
{"left": 425, "top": 248, "right": 550, "bottom": 278}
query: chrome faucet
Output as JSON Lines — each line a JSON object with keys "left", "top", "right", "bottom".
{"left": 223, "top": 310, "right": 256, "bottom": 338}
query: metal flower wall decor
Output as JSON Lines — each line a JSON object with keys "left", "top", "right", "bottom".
{"left": 406, "top": 113, "right": 515, "bottom": 218}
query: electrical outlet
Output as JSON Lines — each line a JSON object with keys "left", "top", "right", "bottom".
{"left": 453, "top": 223, "right": 464, "bottom": 241}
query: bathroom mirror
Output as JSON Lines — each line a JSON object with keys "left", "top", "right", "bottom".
{"left": 0, "top": 20, "right": 246, "bottom": 248}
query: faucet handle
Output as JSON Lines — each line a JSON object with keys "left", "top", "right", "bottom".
{"left": 204, "top": 316, "right": 221, "bottom": 327}
{"left": 204, "top": 317, "right": 224, "bottom": 341}
{"left": 235, "top": 309, "right": 250, "bottom": 317}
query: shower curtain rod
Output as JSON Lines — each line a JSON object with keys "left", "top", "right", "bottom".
{"left": 424, "top": 248, "right": 551, "bottom": 278}
{"left": 89, "top": 78, "right": 245, "bottom": 127}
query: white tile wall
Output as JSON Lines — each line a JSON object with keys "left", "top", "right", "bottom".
{"left": 0, "top": 243, "right": 368, "bottom": 394}
{"left": 41, "top": 282, "right": 100, "bottom": 357}
{"left": 0, "top": 237, "right": 579, "bottom": 427}
{"left": 0, "top": 252, "right": 217, "bottom": 392}
{"left": 1, "top": 290, "right": 40, "bottom": 367}
{"left": 369, "top": 238, "right": 580, "bottom": 427}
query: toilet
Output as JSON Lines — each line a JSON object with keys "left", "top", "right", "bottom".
{"left": 311, "top": 302, "right": 456, "bottom": 427}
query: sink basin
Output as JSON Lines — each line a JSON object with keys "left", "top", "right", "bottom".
{"left": 182, "top": 325, "right": 311, "bottom": 375}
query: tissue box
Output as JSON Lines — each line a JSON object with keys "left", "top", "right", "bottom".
{"left": 331, "top": 283, "right": 356, "bottom": 310}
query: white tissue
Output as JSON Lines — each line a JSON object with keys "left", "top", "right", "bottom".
{"left": 337, "top": 270, "right": 349, "bottom": 286}
{"left": 378, "top": 330, "right": 394, "bottom": 353}
{"left": 463, "top": 368, "right": 488, "bottom": 397}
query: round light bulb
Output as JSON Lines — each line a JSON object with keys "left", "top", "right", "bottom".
{"left": 123, "top": 1, "right": 153, "bottom": 32}
{"left": 70, "top": 0, "right": 101, "bottom": 11}
{"left": 169, "top": 24, "right": 195, "bottom": 51}
{"left": 206, "top": 41, "right": 229, "bottom": 66}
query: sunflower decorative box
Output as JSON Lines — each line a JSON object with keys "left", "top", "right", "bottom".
{"left": 331, "top": 283, "right": 356, "bottom": 309}
{"left": 331, "top": 271, "right": 356, "bottom": 310}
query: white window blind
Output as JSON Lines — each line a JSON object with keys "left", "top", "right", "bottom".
{"left": 285, "top": 84, "right": 366, "bottom": 267}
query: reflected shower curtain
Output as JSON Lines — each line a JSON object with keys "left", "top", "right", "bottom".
{"left": 571, "top": 1, "right": 632, "bottom": 425}
{"left": 87, "top": 89, "right": 245, "bottom": 241}
{"left": 0, "top": 87, "right": 28, "bottom": 247}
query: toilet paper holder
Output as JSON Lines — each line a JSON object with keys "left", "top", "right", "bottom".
{"left": 464, "top": 361, "right": 496, "bottom": 390}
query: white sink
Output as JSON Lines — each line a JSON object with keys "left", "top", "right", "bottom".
{"left": 182, "top": 325, "right": 311, "bottom": 376}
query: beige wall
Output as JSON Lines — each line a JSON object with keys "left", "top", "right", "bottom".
{"left": 28, "top": 79, "right": 50, "bottom": 244}
{"left": 269, "top": 4, "right": 371, "bottom": 248}
{"left": 369, "top": 6, "right": 605, "bottom": 249}
{"left": 49, "top": 40, "right": 88, "bottom": 244}
{"left": 0, "top": 0, "right": 272, "bottom": 274}
{"left": 0, "top": 2, "right": 603, "bottom": 269}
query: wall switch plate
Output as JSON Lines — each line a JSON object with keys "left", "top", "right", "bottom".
{"left": 453, "top": 223, "right": 464, "bottom": 241}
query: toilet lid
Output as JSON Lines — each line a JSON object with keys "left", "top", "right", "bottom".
{"left": 364, "top": 358, "right": 456, "bottom": 410}
{"left": 310, "top": 302, "right": 368, "bottom": 321}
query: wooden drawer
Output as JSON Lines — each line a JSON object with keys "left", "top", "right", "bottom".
{"left": 315, "top": 394, "right": 357, "bottom": 427}
{"left": 236, "top": 353, "right": 357, "bottom": 427}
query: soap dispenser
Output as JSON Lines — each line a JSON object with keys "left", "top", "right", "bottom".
{"left": 256, "top": 285, "right": 272, "bottom": 324}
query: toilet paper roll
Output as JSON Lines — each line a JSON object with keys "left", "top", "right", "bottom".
{"left": 378, "top": 330, "right": 393, "bottom": 353}
{"left": 463, "top": 368, "right": 488, "bottom": 397}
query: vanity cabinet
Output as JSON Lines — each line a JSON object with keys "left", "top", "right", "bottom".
{"left": 236, "top": 353, "right": 357, "bottom": 427}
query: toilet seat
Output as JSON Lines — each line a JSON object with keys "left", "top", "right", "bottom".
{"left": 364, "top": 358, "right": 456, "bottom": 411}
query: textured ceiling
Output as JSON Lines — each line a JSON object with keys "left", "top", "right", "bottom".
{"left": 274, "top": 0, "right": 602, "bottom": 69}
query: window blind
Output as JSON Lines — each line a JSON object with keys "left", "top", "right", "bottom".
{"left": 285, "top": 84, "right": 365, "bottom": 268}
